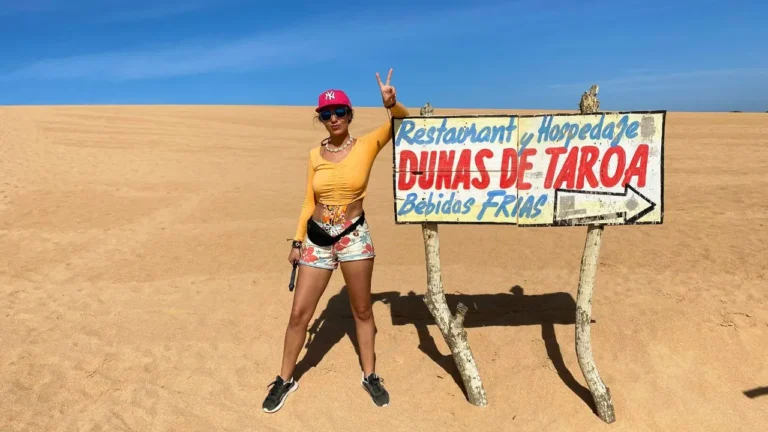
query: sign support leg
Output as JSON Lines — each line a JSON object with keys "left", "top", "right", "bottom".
{"left": 421, "top": 222, "right": 488, "bottom": 407}
{"left": 416, "top": 102, "right": 487, "bottom": 407}
{"left": 575, "top": 85, "right": 616, "bottom": 424}
{"left": 575, "top": 224, "right": 615, "bottom": 423}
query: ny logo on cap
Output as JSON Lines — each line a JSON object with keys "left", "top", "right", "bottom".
{"left": 325, "top": 91, "right": 335, "bottom": 100}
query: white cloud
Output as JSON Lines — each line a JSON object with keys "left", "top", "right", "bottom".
{"left": 1, "top": 30, "right": 342, "bottom": 82}
{"left": 5, "top": 1, "right": 722, "bottom": 83}
{"left": 0, "top": 3, "right": 523, "bottom": 82}
{"left": 98, "top": 2, "right": 208, "bottom": 23}
{"left": 0, "top": 0, "right": 213, "bottom": 21}
{"left": 548, "top": 68, "right": 768, "bottom": 91}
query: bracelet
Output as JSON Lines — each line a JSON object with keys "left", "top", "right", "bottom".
{"left": 291, "top": 240, "right": 302, "bottom": 249}
{"left": 384, "top": 100, "right": 397, "bottom": 109}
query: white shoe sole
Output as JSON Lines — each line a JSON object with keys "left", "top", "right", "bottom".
{"left": 262, "top": 381, "right": 299, "bottom": 413}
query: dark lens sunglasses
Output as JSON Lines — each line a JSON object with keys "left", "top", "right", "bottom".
{"left": 319, "top": 107, "right": 350, "bottom": 121}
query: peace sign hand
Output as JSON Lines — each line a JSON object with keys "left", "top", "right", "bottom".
{"left": 376, "top": 68, "right": 397, "bottom": 108}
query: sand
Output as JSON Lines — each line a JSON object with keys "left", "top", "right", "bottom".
{"left": 1, "top": 105, "right": 766, "bottom": 432}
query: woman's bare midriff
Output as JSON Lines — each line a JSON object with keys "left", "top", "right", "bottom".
{"left": 312, "top": 199, "right": 364, "bottom": 226}
{"left": 311, "top": 140, "right": 365, "bottom": 226}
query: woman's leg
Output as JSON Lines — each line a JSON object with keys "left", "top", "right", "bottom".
{"left": 280, "top": 264, "right": 333, "bottom": 380}
{"left": 339, "top": 258, "right": 376, "bottom": 375}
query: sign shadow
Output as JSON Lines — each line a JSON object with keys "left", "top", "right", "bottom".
{"left": 293, "top": 285, "right": 595, "bottom": 413}
{"left": 384, "top": 285, "right": 596, "bottom": 412}
{"left": 744, "top": 386, "right": 768, "bottom": 398}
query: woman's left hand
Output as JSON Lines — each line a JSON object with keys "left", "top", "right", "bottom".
{"left": 376, "top": 68, "right": 396, "bottom": 108}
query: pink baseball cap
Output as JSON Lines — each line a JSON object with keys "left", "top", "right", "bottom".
{"left": 316, "top": 89, "right": 352, "bottom": 112}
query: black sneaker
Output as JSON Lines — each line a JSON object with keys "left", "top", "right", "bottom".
{"left": 262, "top": 375, "right": 298, "bottom": 413}
{"left": 361, "top": 372, "right": 389, "bottom": 407}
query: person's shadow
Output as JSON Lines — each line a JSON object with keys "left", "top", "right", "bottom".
{"left": 293, "top": 285, "right": 595, "bottom": 413}
{"left": 292, "top": 286, "right": 371, "bottom": 380}
{"left": 292, "top": 287, "right": 402, "bottom": 380}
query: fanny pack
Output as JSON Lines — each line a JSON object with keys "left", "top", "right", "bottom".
{"left": 306, "top": 212, "right": 366, "bottom": 247}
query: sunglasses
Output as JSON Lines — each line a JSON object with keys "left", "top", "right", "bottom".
{"left": 319, "top": 106, "right": 350, "bottom": 121}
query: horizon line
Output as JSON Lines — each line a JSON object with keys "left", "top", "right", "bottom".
{"left": 0, "top": 103, "right": 764, "bottom": 114}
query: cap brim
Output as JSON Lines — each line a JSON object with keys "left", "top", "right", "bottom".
{"left": 315, "top": 103, "right": 351, "bottom": 112}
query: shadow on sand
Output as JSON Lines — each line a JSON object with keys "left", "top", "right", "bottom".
{"left": 743, "top": 386, "right": 768, "bottom": 398}
{"left": 293, "top": 285, "right": 596, "bottom": 412}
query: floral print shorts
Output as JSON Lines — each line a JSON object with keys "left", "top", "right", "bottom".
{"left": 299, "top": 216, "right": 375, "bottom": 270}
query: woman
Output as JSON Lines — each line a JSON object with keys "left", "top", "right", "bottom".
{"left": 262, "top": 69, "right": 409, "bottom": 413}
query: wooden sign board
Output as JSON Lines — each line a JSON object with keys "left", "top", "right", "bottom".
{"left": 391, "top": 111, "right": 665, "bottom": 226}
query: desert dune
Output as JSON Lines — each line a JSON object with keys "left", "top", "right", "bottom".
{"left": 1, "top": 105, "right": 767, "bottom": 431}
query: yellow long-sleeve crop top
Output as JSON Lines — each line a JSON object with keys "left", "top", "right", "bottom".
{"left": 293, "top": 103, "right": 410, "bottom": 241}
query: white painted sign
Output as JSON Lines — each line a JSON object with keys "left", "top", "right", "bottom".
{"left": 391, "top": 111, "right": 665, "bottom": 226}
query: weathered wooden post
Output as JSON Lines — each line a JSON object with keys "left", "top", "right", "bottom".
{"left": 418, "top": 101, "right": 488, "bottom": 407}
{"left": 574, "top": 84, "right": 616, "bottom": 423}
{"left": 420, "top": 102, "right": 433, "bottom": 116}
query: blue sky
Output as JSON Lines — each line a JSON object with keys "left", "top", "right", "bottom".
{"left": 0, "top": 0, "right": 766, "bottom": 111}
